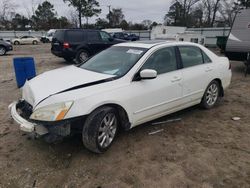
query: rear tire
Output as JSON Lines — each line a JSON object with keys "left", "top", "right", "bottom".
{"left": 82, "top": 107, "right": 119, "bottom": 153}
{"left": 33, "top": 40, "right": 38, "bottom": 45}
{"left": 0, "top": 46, "right": 6, "bottom": 56}
{"left": 76, "top": 49, "right": 89, "bottom": 64}
{"left": 201, "top": 80, "right": 220, "bottom": 109}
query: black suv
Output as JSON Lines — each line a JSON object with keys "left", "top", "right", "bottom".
{"left": 51, "top": 29, "right": 124, "bottom": 63}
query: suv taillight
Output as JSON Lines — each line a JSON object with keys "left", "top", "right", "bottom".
{"left": 63, "top": 42, "right": 70, "bottom": 49}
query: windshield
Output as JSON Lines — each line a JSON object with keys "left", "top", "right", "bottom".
{"left": 80, "top": 46, "right": 147, "bottom": 76}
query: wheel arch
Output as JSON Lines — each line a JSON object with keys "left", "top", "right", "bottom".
{"left": 76, "top": 45, "right": 91, "bottom": 55}
{"left": 89, "top": 103, "right": 131, "bottom": 131}
{"left": 213, "top": 78, "right": 224, "bottom": 97}
{"left": 0, "top": 45, "right": 6, "bottom": 49}
{"left": 13, "top": 40, "right": 20, "bottom": 44}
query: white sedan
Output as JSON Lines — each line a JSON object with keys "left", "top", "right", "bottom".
{"left": 12, "top": 36, "right": 39, "bottom": 45}
{"left": 9, "top": 41, "right": 232, "bottom": 153}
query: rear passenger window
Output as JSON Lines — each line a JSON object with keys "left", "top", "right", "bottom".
{"left": 65, "top": 31, "right": 84, "bottom": 42}
{"left": 179, "top": 46, "right": 203, "bottom": 68}
{"left": 202, "top": 51, "right": 212, "bottom": 63}
{"left": 87, "top": 31, "right": 100, "bottom": 41}
{"left": 141, "top": 47, "right": 177, "bottom": 75}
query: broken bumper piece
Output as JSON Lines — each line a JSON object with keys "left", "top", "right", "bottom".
{"left": 8, "top": 101, "right": 49, "bottom": 136}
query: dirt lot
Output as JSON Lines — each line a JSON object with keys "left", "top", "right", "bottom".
{"left": 0, "top": 44, "right": 250, "bottom": 188}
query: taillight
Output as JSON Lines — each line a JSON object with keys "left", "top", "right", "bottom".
{"left": 63, "top": 42, "right": 70, "bottom": 49}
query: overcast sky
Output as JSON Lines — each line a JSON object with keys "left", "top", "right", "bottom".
{"left": 17, "top": 0, "right": 171, "bottom": 23}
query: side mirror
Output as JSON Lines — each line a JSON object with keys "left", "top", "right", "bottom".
{"left": 140, "top": 69, "right": 157, "bottom": 80}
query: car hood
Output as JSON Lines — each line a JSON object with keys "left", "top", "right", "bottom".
{"left": 22, "top": 66, "right": 115, "bottom": 107}
{"left": 0, "top": 41, "right": 12, "bottom": 46}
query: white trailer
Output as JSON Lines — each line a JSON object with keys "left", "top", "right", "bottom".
{"left": 151, "top": 26, "right": 186, "bottom": 40}
{"left": 225, "top": 9, "right": 250, "bottom": 60}
{"left": 177, "top": 32, "right": 205, "bottom": 45}
{"left": 102, "top": 28, "right": 123, "bottom": 34}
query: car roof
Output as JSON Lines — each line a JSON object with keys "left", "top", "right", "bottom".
{"left": 115, "top": 40, "right": 199, "bottom": 49}
{"left": 56, "top": 29, "right": 101, "bottom": 32}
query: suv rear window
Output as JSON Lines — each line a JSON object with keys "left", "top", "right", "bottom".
{"left": 54, "top": 30, "right": 65, "bottom": 41}
{"left": 65, "top": 30, "right": 84, "bottom": 42}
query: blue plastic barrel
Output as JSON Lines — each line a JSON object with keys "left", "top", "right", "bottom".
{"left": 13, "top": 57, "right": 36, "bottom": 88}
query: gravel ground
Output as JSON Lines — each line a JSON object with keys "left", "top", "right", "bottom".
{"left": 0, "top": 44, "right": 250, "bottom": 188}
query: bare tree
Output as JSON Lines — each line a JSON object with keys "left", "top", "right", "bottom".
{"left": 203, "top": 0, "right": 213, "bottom": 26}
{"left": 211, "top": 0, "right": 221, "bottom": 26}
{"left": 166, "top": 0, "right": 239, "bottom": 27}
{"left": 141, "top": 20, "right": 152, "bottom": 29}
{"left": 203, "top": 0, "right": 222, "bottom": 27}
{"left": 68, "top": 9, "right": 79, "bottom": 28}
{"left": 177, "top": 0, "right": 201, "bottom": 21}
{"left": 0, "top": 0, "right": 16, "bottom": 21}
{"left": 218, "top": 0, "right": 236, "bottom": 26}
{"left": 167, "top": 0, "right": 201, "bottom": 26}
{"left": 24, "top": 0, "right": 41, "bottom": 19}
{"left": 106, "top": 8, "right": 124, "bottom": 27}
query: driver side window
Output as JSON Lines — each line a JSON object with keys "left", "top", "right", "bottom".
{"left": 141, "top": 47, "right": 177, "bottom": 75}
{"left": 100, "top": 31, "right": 111, "bottom": 42}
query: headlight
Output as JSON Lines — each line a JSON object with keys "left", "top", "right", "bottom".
{"left": 30, "top": 101, "right": 73, "bottom": 121}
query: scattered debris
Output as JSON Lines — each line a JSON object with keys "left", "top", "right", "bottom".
{"left": 149, "top": 129, "right": 164, "bottom": 135}
{"left": 232, "top": 117, "right": 241, "bottom": 121}
{"left": 152, "top": 118, "right": 182, "bottom": 125}
{"left": 1, "top": 78, "right": 13, "bottom": 83}
{"left": 66, "top": 153, "right": 72, "bottom": 158}
{"left": 0, "top": 132, "right": 10, "bottom": 138}
{"left": 32, "top": 179, "right": 37, "bottom": 188}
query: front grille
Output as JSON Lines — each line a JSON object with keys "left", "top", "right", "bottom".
{"left": 16, "top": 100, "right": 33, "bottom": 120}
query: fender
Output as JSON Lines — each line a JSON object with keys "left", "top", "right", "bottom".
{"left": 76, "top": 44, "right": 91, "bottom": 55}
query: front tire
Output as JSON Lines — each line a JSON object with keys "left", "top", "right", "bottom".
{"left": 201, "top": 80, "right": 220, "bottom": 109}
{"left": 82, "top": 107, "right": 118, "bottom": 153}
{"left": 33, "top": 40, "right": 38, "bottom": 45}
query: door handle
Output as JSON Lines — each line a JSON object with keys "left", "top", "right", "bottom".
{"left": 171, "top": 76, "right": 182, "bottom": 82}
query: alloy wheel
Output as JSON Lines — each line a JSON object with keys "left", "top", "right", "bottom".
{"left": 98, "top": 113, "right": 117, "bottom": 149}
{"left": 0, "top": 47, "right": 6, "bottom": 55}
{"left": 79, "top": 52, "right": 88, "bottom": 63}
{"left": 206, "top": 83, "right": 219, "bottom": 106}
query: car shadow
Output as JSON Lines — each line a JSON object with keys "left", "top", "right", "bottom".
{"left": 2, "top": 53, "right": 13, "bottom": 57}
{"left": 31, "top": 104, "right": 202, "bottom": 156}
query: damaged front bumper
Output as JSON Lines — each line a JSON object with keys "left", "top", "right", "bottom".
{"left": 9, "top": 101, "right": 49, "bottom": 136}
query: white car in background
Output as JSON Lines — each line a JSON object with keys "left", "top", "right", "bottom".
{"left": 9, "top": 41, "right": 232, "bottom": 153}
{"left": 12, "top": 36, "right": 39, "bottom": 45}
